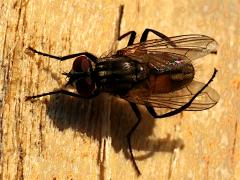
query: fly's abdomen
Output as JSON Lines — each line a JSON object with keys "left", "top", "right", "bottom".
{"left": 95, "top": 58, "right": 148, "bottom": 94}
{"left": 149, "top": 63, "right": 195, "bottom": 93}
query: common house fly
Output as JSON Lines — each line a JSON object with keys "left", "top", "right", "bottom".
{"left": 26, "top": 28, "right": 219, "bottom": 175}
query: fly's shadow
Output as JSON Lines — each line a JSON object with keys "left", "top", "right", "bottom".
{"left": 45, "top": 92, "right": 184, "bottom": 161}
{"left": 110, "top": 98, "right": 185, "bottom": 161}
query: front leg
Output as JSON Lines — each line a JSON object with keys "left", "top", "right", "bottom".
{"left": 25, "top": 89, "right": 99, "bottom": 101}
{"left": 26, "top": 47, "right": 98, "bottom": 63}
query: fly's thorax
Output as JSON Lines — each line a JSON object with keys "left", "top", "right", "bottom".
{"left": 95, "top": 58, "right": 148, "bottom": 94}
{"left": 95, "top": 58, "right": 147, "bottom": 81}
{"left": 149, "top": 63, "right": 195, "bottom": 93}
{"left": 67, "top": 55, "right": 97, "bottom": 97}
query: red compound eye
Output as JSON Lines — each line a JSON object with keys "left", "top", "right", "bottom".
{"left": 72, "top": 55, "right": 91, "bottom": 72}
{"left": 75, "top": 78, "right": 96, "bottom": 97}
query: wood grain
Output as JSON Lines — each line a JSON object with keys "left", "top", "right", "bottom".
{"left": 0, "top": 0, "right": 240, "bottom": 179}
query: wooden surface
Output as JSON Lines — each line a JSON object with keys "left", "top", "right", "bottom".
{"left": 1, "top": 0, "right": 240, "bottom": 179}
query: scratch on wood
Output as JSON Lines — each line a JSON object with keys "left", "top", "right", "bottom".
{"left": 99, "top": 139, "right": 107, "bottom": 180}
{"left": 16, "top": 144, "right": 24, "bottom": 180}
{"left": 116, "top": 5, "right": 124, "bottom": 40}
{"left": 231, "top": 119, "right": 238, "bottom": 169}
{"left": 137, "top": 0, "right": 140, "bottom": 13}
{"left": 0, "top": 20, "right": 9, "bottom": 180}
{"left": 14, "top": 0, "right": 23, "bottom": 34}
{"left": 167, "top": 121, "right": 182, "bottom": 179}
{"left": 111, "top": 5, "right": 124, "bottom": 52}
{"left": 39, "top": 108, "right": 45, "bottom": 155}
{"left": 203, "top": 155, "right": 210, "bottom": 179}
{"left": 14, "top": 1, "right": 27, "bottom": 179}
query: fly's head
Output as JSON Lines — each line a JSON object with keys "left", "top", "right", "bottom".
{"left": 64, "top": 55, "right": 97, "bottom": 97}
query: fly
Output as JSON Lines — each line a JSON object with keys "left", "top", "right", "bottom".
{"left": 25, "top": 28, "right": 219, "bottom": 175}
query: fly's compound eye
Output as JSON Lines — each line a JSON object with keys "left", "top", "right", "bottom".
{"left": 71, "top": 55, "right": 96, "bottom": 97}
{"left": 72, "top": 55, "right": 92, "bottom": 73}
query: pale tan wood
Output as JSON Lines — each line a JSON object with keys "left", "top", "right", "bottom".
{"left": 1, "top": 0, "right": 240, "bottom": 179}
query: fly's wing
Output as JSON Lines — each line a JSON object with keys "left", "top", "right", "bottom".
{"left": 119, "top": 34, "right": 219, "bottom": 111}
{"left": 122, "top": 80, "right": 219, "bottom": 111}
{"left": 118, "top": 34, "right": 218, "bottom": 62}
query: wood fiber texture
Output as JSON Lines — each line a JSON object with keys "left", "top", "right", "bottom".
{"left": 0, "top": 0, "right": 239, "bottom": 179}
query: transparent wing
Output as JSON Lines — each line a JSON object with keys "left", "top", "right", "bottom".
{"left": 118, "top": 34, "right": 218, "bottom": 61}
{"left": 122, "top": 80, "right": 219, "bottom": 111}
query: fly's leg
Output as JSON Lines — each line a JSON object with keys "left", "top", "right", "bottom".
{"left": 26, "top": 47, "right": 98, "bottom": 63}
{"left": 146, "top": 68, "right": 218, "bottom": 118}
{"left": 140, "top": 28, "right": 177, "bottom": 47}
{"left": 25, "top": 89, "right": 99, "bottom": 101}
{"left": 127, "top": 102, "right": 142, "bottom": 176}
{"left": 118, "top": 29, "right": 176, "bottom": 47}
{"left": 118, "top": 31, "right": 137, "bottom": 46}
